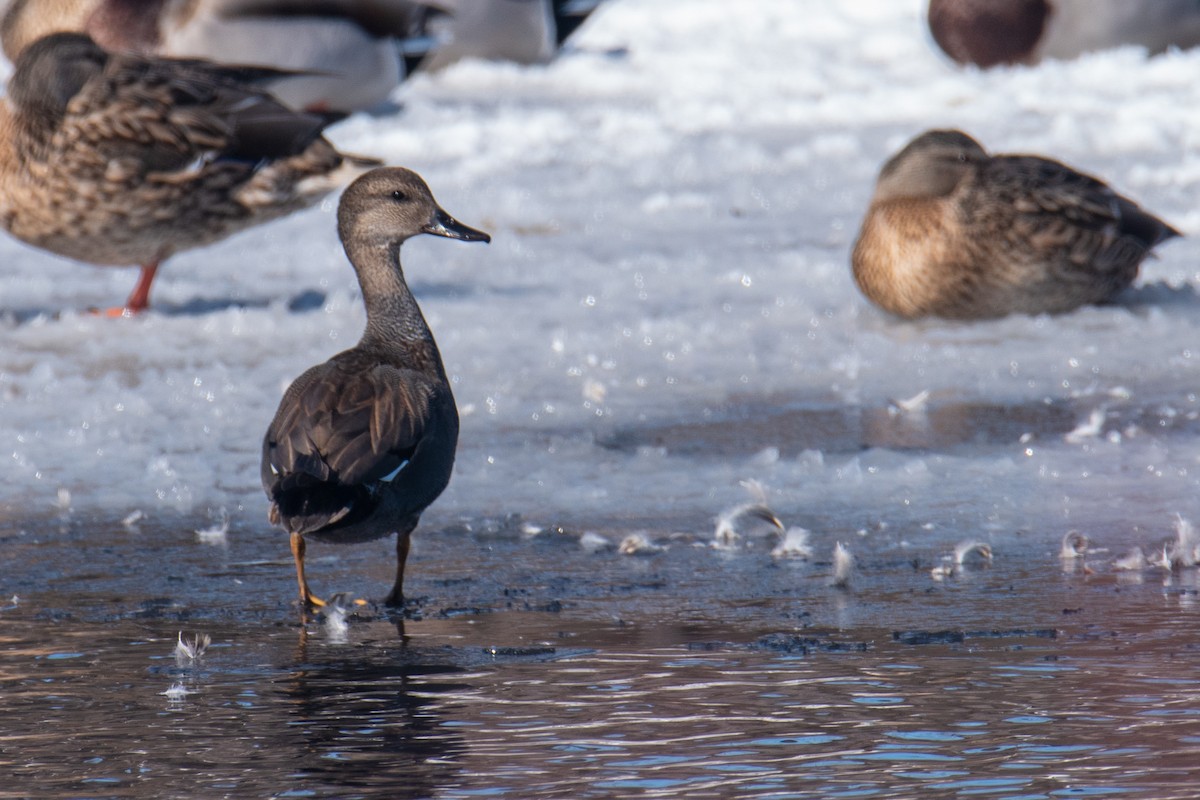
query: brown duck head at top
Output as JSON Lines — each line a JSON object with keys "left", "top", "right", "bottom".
{"left": 872, "top": 129, "right": 988, "bottom": 204}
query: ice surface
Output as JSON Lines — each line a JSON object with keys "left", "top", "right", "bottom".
{"left": 2, "top": 0, "right": 1199, "bottom": 566}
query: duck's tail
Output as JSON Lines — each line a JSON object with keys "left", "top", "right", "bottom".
{"left": 1118, "top": 197, "right": 1183, "bottom": 248}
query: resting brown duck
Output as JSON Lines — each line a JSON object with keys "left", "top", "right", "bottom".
{"left": 851, "top": 129, "right": 1180, "bottom": 320}
{"left": 261, "top": 167, "right": 490, "bottom": 609}
{"left": 0, "top": 32, "right": 377, "bottom": 314}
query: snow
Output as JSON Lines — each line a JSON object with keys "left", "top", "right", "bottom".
{"left": 3, "top": 0, "right": 1200, "bottom": 561}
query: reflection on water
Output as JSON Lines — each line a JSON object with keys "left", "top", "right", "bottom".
{"left": 0, "top": 620, "right": 469, "bottom": 799}
{"left": 277, "top": 639, "right": 471, "bottom": 798}
{"left": 2, "top": 515, "right": 1199, "bottom": 799}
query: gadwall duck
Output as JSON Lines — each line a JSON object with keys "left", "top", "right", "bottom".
{"left": 1, "top": 0, "right": 423, "bottom": 114}
{"left": 0, "top": 32, "right": 377, "bottom": 314}
{"left": 928, "top": 0, "right": 1200, "bottom": 68}
{"left": 261, "top": 167, "right": 490, "bottom": 609}
{"left": 851, "top": 129, "right": 1179, "bottom": 320}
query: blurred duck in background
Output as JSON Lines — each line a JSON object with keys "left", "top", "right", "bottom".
{"left": 928, "top": 0, "right": 1200, "bottom": 68}
{"left": 1, "top": 0, "right": 607, "bottom": 113}
{"left": 852, "top": 129, "right": 1179, "bottom": 320}
{"left": 1, "top": 0, "right": 422, "bottom": 113}
{"left": 0, "top": 32, "right": 378, "bottom": 313}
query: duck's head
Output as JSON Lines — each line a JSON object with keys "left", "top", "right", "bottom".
{"left": 338, "top": 167, "right": 491, "bottom": 251}
{"left": 9, "top": 32, "right": 107, "bottom": 125}
{"left": 873, "top": 129, "right": 987, "bottom": 203}
{"left": 927, "top": 0, "right": 1049, "bottom": 68}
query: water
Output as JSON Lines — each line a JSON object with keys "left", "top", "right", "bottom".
{"left": 3, "top": 508, "right": 1198, "bottom": 799}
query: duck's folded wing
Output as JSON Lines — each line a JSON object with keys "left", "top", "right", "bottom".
{"left": 992, "top": 156, "right": 1122, "bottom": 230}
{"left": 989, "top": 156, "right": 1178, "bottom": 266}
{"left": 995, "top": 156, "right": 1179, "bottom": 243}
{"left": 154, "top": 58, "right": 332, "bottom": 158}
{"left": 264, "top": 364, "right": 438, "bottom": 491}
{"left": 65, "top": 51, "right": 329, "bottom": 173}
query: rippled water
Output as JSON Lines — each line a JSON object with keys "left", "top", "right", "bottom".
{"left": 3, "top": 508, "right": 1199, "bottom": 799}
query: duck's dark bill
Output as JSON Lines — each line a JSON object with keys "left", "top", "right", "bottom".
{"left": 425, "top": 209, "right": 491, "bottom": 243}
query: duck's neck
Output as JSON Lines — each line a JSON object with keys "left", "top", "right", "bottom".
{"left": 345, "top": 238, "right": 443, "bottom": 370}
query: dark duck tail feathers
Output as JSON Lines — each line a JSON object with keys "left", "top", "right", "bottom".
{"left": 1114, "top": 196, "right": 1181, "bottom": 249}
{"left": 268, "top": 474, "right": 378, "bottom": 536}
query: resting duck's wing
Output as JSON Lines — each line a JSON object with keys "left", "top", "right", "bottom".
{"left": 983, "top": 155, "right": 1178, "bottom": 271}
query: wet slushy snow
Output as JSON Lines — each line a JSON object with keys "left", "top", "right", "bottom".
{"left": 3, "top": 0, "right": 1200, "bottom": 568}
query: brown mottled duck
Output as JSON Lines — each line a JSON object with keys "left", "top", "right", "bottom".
{"left": 0, "top": 32, "right": 377, "bottom": 314}
{"left": 852, "top": 129, "right": 1179, "bottom": 320}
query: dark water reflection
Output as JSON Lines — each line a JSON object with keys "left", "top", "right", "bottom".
{"left": 2, "top": 618, "right": 469, "bottom": 799}
{"left": 276, "top": 650, "right": 469, "bottom": 797}
{"left": 2, "top": 513, "right": 1199, "bottom": 799}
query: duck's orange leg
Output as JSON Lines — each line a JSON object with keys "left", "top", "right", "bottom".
{"left": 104, "top": 261, "right": 160, "bottom": 317}
{"left": 124, "top": 262, "right": 160, "bottom": 313}
{"left": 291, "top": 531, "right": 326, "bottom": 609}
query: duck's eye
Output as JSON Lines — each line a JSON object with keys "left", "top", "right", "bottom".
{"left": 391, "top": 190, "right": 409, "bottom": 203}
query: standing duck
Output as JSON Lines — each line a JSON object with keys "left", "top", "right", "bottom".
{"left": 851, "top": 129, "right": 1179, "bottom": 320}
{"left": 261, "top": 167, "right": 490, "bottom": 609}
{"left": 927, "top": 0, "right": 1200, "bottom": 68}
{"left": 0, "top": 31, "right": 377, "bottom": 314}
